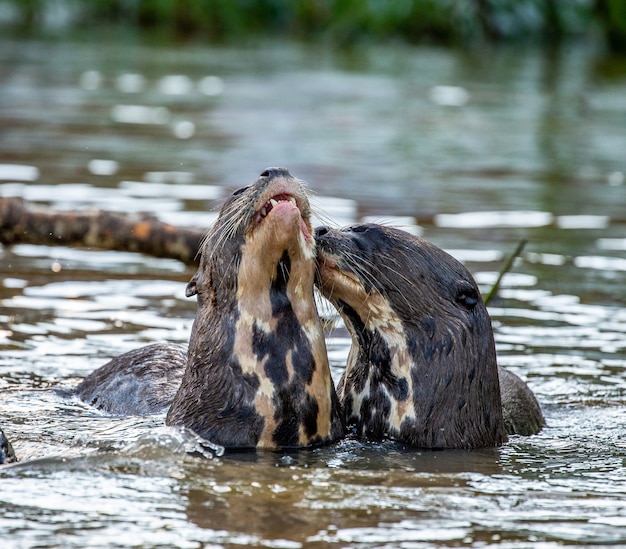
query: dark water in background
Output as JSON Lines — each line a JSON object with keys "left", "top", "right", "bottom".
{"left": 1, "top": 36, "right": 625, "bottom": 548}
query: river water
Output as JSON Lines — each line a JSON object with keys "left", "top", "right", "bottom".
{"left": 1, "top": 35, "right": 625, "bottom": 548}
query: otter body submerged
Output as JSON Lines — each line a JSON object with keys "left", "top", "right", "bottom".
{"left": 77, "top": 343, "right": 186, "bottom": 415}
{"left": 1, "top": 428, "right": 16, "bottom": 464}
{"left": 315, "top": 224, "right": 544, "bottom": 449}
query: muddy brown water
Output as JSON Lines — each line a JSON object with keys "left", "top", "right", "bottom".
{"left": 1, "top": 36, "right": 625, "bottom": 547}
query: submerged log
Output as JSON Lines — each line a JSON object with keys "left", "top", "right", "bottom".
{"left": 0, "top": 197, "right": 204, "bottom": 265}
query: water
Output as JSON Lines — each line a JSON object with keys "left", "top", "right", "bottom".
{"left": 1, "top": 35, "right": 626, "bottom": 548}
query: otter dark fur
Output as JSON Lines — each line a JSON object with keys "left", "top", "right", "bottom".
{"left": 315, "top": 224, "right": 542, "bottom": 449}
{"left": 498, "top": 367, "right": 545, "bottom": 436}
{"left": 76, "top": 343, "right": 186, "bottom": 415}
{"left": 1, "top": 428, "right": 17, "bottom": 464}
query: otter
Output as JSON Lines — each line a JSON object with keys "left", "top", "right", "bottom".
{"left": 315, "top": 223, "right": 544, "bottom": 449}
{"left": 498, "top": 367, "right": 545, "bottom": 436}
{"left": 78, "top": 168, "right": 344, "bottom": 450}
{"left": 1, "top": 428, "right": 16, "bottom": 464}
{"left": 76, "top": 343, "right": 186, "bottom": 415}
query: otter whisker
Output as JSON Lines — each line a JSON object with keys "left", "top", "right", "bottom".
{"left": 310, "top": 206, "right": 342, "bottom": 231}
{"left": 339, "top": 249, "right": 384, "bottom": 296}
{"left": 214, "top": 254, "right": 240, "bottom": 295}
{"left": 209, "top": 210, "right": 244, "bottom": 253}
{"left": 353, "top": 244, "right": 422, "bottom": 312}
{"left": 314, "top": 287, "right": 341, "bottom": 326}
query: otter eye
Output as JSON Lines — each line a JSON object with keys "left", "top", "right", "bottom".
{"left": 456, "top": 285, "right": 479, "bottom": 309}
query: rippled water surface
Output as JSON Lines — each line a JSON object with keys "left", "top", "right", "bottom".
{"left": 1, "top": 36, "right": 626, "bottom": 548}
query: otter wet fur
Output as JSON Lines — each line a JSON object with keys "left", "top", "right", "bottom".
{"left": 1, "top": 428, "right": 17, "bottom": 465}
{"left": 164, "top": 168, "right": 345, "bottom": 449}
{"left": 315, "top": 224, "right": 542, "bottom": 449}
{"left": 76, "top": 343, "right": 186, "bottom": 416}
{"left": 498, "top": 367, "right": 545, "bottom": 436}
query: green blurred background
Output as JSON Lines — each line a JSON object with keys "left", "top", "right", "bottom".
{"left": 1, "top": 0, "right": 625, "bottom": 52}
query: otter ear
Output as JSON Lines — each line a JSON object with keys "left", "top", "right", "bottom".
{"left": 455, "top": 282, "right": 479, "bottom": 310}
{"left": 185, "top": 271, "right": 201, "bottom": 297}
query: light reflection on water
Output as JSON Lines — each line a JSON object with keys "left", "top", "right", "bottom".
{"left": 1, "top": 36, "right": 626, "bottom": 547}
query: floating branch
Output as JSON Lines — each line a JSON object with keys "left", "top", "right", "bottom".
{"left": 0, "top": 197, "right": 204, "bottom": 266}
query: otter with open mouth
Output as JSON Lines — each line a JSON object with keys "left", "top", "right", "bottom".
{"left": 78, "top": 168, "right": 344, "bottom": 450}
{"left": 166, "top": 167, "right": 345, "bottom": 449}
{"left": 315, "top": 223, "right": 544, "bottom": 449}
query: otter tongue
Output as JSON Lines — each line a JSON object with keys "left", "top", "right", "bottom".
{"left": 258, "top": 194, "right": 311, "bottom": 240}
{"left": 300, "top": 218, "right": 312, "bottom": 241}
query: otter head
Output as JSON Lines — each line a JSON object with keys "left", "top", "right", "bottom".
{"left": 186, "top": 167, "right": 314, "bottom": 309}
{"left": 167, "top": 168, "right": 344, "bottom": 450}
{"left": 315, "top": 223, "right": 506, "bottom": 449}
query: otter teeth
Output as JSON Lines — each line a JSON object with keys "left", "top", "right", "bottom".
{"left": 259, "top": 196, "right": 297, "bottom": 219}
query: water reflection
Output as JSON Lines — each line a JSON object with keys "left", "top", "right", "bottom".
{"left": 0, "top": 163, "right": 40, "bottom": 181}
{"left": 115, "top": 72, "right": 146, "bottom": 94}
{"left": 87, "top": 158, "right": 118, "bottom": 176}
{"left": 436, "top": 211, "right": 553, "bottom": 228}
{"left": 182, "top": 444, "right": 503, "bottom": 546}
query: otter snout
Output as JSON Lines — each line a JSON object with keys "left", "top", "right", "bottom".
{"left": 259, "top": 167, "right": 292, "bottom": 180}
{"left": 315, "top": 226, "right": 330, "bottom": 238}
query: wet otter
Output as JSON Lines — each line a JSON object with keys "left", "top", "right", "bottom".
{"left": 498, "top": 367, "right": 545, "bottom": 436}
{"left": 1, "top": 428, "right": 16, "bottom": 464}
{"left": 166, "top": 168, "right": 344, "bottom": 448}
{"left": 315, "top": 223, "right": 544, "bottom": 448}
{"left": 78, "top": 168, "right": 344, "bottom": 450}
{"left": 77, "top": 343, "right": 186, "bottom": 415}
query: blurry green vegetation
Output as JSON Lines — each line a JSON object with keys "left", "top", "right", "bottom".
{"left": 595, "top": 0, "right": 626, "bottom": 51}
{"left": 1, "top": 0, "right": 626, "bottom": 52}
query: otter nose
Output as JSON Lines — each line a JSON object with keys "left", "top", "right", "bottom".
{"left": 259, "top": 167, "right": 291, "bottom": 180}
{"left": 315, "top": 226, "right": 329, "bottom": 238}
